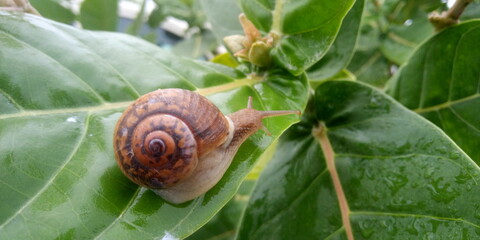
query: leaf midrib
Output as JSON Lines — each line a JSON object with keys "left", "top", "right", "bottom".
{"left": 413, "top": 93, "right": 480, "bottom": 113}
{"left": 0, "top": 77, "right": 263, "bottom": 120}
{"left": 350, "top": 211, "right": 480, "bottom": 229}
{"left": 0, "top": 101, "right": 131, "bottom": 120}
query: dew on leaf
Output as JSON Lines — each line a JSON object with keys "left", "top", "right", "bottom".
{"left": 358, "top": 219, "right": 375, "bottom": 238}
{"left": 160, "top": 232, "right": 179, "bottom": 240}
{"left": 66, "top": 116, "right": 78, "bottom": 123}
{"left": 383, "top": 171, "right": 408, "bottom": 194}
{"left": 426, "top": 177, "right": 459, "bottom": 204}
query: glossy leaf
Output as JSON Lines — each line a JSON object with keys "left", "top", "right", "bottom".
{"left": 239, "top": 0, "right": 356, "bottom": 75}
{"left": 80, "top": 0, "right": 118, "bottom": 31}
{"left": 186, "top": 180, "right": 254, "bottom": 240}
{"left": 0, "top": 12, "right": 308, "bottom": 239}
{"left": 238, "top": 80, "right": 480, "bottom": 239}
{"left": 388, "top": 20, "right": 480, "bottom": 164}
{"left": 307, "top": 0, "right": 364, "bottom": 81}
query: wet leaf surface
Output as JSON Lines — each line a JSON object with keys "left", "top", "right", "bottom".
{"left": 389, "top": 20, "right": 480, "bottom": 164}
{"left": 237, "top": 81, "right": 480, "bottom": 239}
{"left": 0, "top": 12, "right": 308, "bottom": 239}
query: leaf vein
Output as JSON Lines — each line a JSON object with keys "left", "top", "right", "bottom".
{"left": 351, "top": 211, "right": 480, "bottom": 228}
{"left": 448, "top": 106, "right": 480, "bottom": 134}
{"left": 0, "top": 87, "right": 24, "bottom": 111}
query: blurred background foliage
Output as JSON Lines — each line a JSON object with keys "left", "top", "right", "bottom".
{"left": 29, "top": 0, "right": 480, "bottom": 89}
{"left": 28, "top": 0, "right": 217, "bottom": 59}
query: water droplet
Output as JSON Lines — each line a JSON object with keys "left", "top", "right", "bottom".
{"left": 66, "top": 116, "right": 78, "bottom": 123}
{"left": 426, "top": 177, "right": 459, "bottom": 204}
{"left": 384, "top": 171, "right": 408, "bottom": 194}
{"left": 448, "top": 151, "right": 460, "bottom": 160}
{"left": 454, "top": 170, "right": 471, "bottom": 184}
{"left": 424, "top": 166, "right": 435, "bottom": 179}
{"left": 160, "top": 232, "right": 178, "bottom": 240}
{"left": 404, "top": 19, "right": 413, "bottom": 26}
{"left": 358, "top": 219, "right": 375, "bottom": 238}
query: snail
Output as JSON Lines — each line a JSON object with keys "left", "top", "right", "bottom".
{"left": 113, "top": 88, "right": 300, "bottom": 204}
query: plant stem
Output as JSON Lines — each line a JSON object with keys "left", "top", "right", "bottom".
{"left": 429, "top": 0, "right": 473, "bottom": 31}
{"left": 313, "top": 123, "right": 354, "bottom": 240}
{"left": 271, "top": 0, "right": 284, "bottom": 35}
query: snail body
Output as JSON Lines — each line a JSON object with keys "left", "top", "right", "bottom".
{"left": 113, "top": 88, "right": 299, "bottom": 204}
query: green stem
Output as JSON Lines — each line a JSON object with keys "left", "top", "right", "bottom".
{"left": 313, "top": 123, "right": 354, "bottom": 240}
{"left": 271, "top": 0, "right": 284, "bottom": 35}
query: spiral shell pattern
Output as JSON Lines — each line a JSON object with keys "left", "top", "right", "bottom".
{"left": 113, "top": 89, "right": 231, "bottom": 189}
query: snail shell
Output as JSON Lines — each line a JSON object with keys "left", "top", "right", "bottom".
{"left": 113, "top": 88, "right": 299, "bottom": 204}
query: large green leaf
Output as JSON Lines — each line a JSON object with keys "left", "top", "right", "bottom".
{"left": 186, "top": 180, "right": 254, "bottom": 240}
{"left": 239, "top": 0, "right": 356, "bottom": 75}
{"left": 237, "top": 81, "right": 480, "bottom": 239}
{"left": 0, "top": 12, "right": 308, "bottom": 239}
{"left": 307, "top": 0, "right": 364, "bottom": 81}
{"left": 388, "top": 20, "right": 480, "bottom": 164}
{"left": 79, "top": 0, "right": 118, "bottom": 31}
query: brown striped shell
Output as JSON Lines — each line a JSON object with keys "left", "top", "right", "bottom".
{"left": 113, "top": 89, "right": 231, "bottom": 189}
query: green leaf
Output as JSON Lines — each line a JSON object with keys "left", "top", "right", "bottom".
{"left": 380, "top": 0, "right": 445, "bottom": 24}
{"left": 210, "top": 53, "right": 239, "bottom": 68}
{"left": 388, "top": 20, "right": 480, "bottom": 165}
{"left": 0, "top": 12, "right": 308, "bottom": 239}
{"left": 200, "top": 0, "right": 243, "bottom": 42}
{"left": 346, "top": 0, "right": 443, "bottom": 86}
{"left": 347, "top": 49, "right": 391, "bottom": 88}
{"left": 460, "top": 2, "right": 480, "bottom": 21}
{"left": 380, "top": 11, "right": 434, "bottom": 65}
{"left": 80, "top": 0, "right": 118, "bottom": 31}
{"left": 307, "top": 0, "right": 365, "bottom": 81}
{"left": 186, "top": 180, "right": 254, "bottom": 240}
{"left": 172, "top": 30, "right": 218, "bottom": 59}
{"left": 237, "top": 80, "right": 480, "bottom": 239}
{"left": 147, "top": 7, "right": 166, "bottom": 28}
{"left": 126, "top": 0, "right": 147, "bottom": 36}
{"left": 240, "top": 0, "right": 356, "bottom": 75}
{"left": 29, "top": 0, "right": 76, "bottom": 24}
